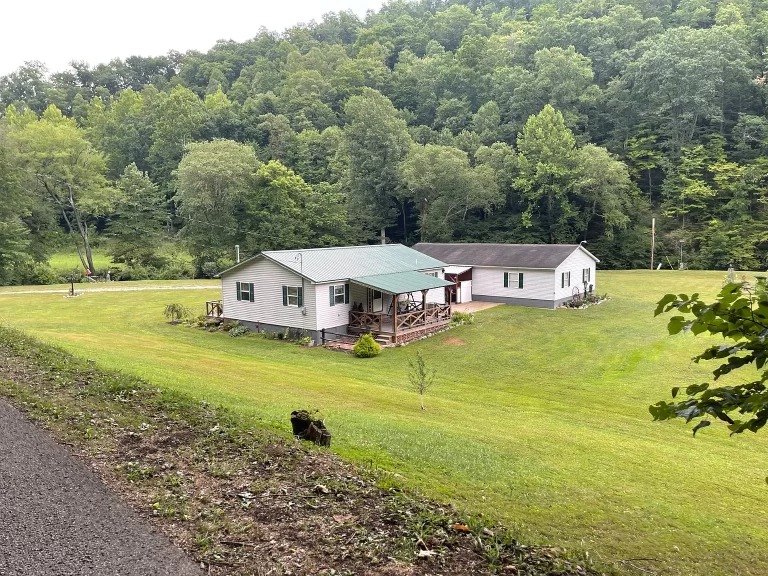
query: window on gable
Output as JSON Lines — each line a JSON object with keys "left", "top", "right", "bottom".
{"left": 235, "top": 281, "right": 254, "bottom": 302}
{"left": 329, "top": 284, "right": 349, "bottom": 306}
{"left": 582, "top": 268, "right": 591, "bottom": 282}
{"left": 561, "top": 271, "right": 571, "bottom": 288}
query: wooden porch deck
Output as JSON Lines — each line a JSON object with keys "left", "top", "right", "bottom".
{"left": 348, "top": 303, "right": 451, "bottom": 344}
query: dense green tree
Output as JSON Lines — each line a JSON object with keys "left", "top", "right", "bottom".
{"left": 343, "top": 88, "right": 413, "bottom": 239}
{"left": 174, "top": 139, "right": 258, "bottom": 266}
{"left": 403, "top": 143, "right": 501, "bottom": 241}
{"left": 0, "top": 130, "right": 34, "bottom": 284}
{"left": 109, "top": 164, "right": 168, "bottom": 267}
{"left": 148, "top": 86, "right": 206, "bottom": 191}
{"left": 6, "top": 105, "right": 115, "bottom": 273}
{"left": 515, "top": 105, "right": 579, "bottom": 243}
{"left": 1, "top": 0, "right": 768, "bottom": 273}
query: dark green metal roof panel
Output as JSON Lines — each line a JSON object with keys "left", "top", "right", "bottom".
{"left": 350, "top": 270, "right": 453, "bottom": 294}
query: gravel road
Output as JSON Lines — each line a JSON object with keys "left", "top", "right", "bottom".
{"left": 0, "top": 400, "right": 201, "bottom": 576}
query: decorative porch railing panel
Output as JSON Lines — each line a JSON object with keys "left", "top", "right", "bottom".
{"left": 206, "top": 300, "right": 223, "bottom": 318}
{"left": 349, "top": 310, "right": 383, "bottom": 331}
{"left": 350, "top": 303, "right": 451, "bottom": 334}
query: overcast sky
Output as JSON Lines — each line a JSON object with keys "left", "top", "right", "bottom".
{"left": 0, "top": 0, "right": 386, "bottom": 77}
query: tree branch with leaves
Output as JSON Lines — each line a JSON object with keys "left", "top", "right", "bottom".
{"left": 651, "top": 283, "right": 768, "bottom": 435}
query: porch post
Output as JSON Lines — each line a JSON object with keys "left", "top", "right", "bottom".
{"left": 421, "top": 289, "right": 428, "bottom": 325}
{"left": 393, "top": 292, "right": 398, "bottom": 341}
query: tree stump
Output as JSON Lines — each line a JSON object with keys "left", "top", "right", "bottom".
{"left": 290, "top": 410, "right": 331, "bottom": 447}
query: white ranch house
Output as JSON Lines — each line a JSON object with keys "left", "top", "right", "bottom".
{"left": 212, "top": 244, "right": 454, "bottom": 345}
{"left": 413, "top": 243, "right": 599, "bottom": 309}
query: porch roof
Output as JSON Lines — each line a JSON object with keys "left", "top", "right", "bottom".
{"left": 350, "top": 270, "right": 453, "bottom": 294}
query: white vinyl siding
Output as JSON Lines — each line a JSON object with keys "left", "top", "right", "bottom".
{"left": 423, "top": 268, "right": 446, "bottom": 304}
{"left": 222, "top": 257, "right": 317, "bottom": 330}
{"left": 315, "top": 282, "right": 358, "bottom": 330}
{"left": 554, "top": 248, "right": 597, "bottom": 301}
{"left": 472, "top": 266, "right": 555, "bottom": 303}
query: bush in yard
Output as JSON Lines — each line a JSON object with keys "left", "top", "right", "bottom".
{"left": 164, "top": 303, "right": 191, "bottom": 323}
{"left": 451, "top": 311, "right": 475, "bottom": 325}
{"left": 353, "top": 333, "right": 381, "bottom": 358}
{"left": 228, "top": 325, "right": 250, "bottom": 337}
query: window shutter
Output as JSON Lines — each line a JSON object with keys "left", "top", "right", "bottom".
{"left": 248, "top": 283, "right": 254, "bottom": 302}
{"left": 561, "top": 273, "right": 565, "bottom": 288}
{"left": 518, "top": 273, "right": 524, "bottom": 289}
{"left": 329, "top": 286, "right": 335, "bottom": 306}
{"left": 344, "top": 284, "right": 350, "bottom": 304}
{"left": 298, "top": 287, "right": 304, "bottom": 307}
{"left": 236, "top": 281, "right": 242, "bottom": 301}
{"left": 503, "top": 272, "right": 509, "bottom": 288}
{"left": 282, "top": 286, "right": 288, "bottom": 306}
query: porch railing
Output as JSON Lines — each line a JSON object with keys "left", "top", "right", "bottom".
{"left": 349, "top": 303, "right": 451, "bottom": 333}
{"left": 349, "top": 310, "right": 384, "bottom": 331}
{"left": 206, "top": 300, "right": 223, "bottom": 318}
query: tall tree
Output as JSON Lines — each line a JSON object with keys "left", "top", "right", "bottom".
{"left": 515, "top": 105, "right": 578, "bottom": 243}
{"left": 7, "top": 105, "right": 115, "bottom": 273}
{"left": 174, "top": 139, "right": 258, "bottom": 266}
{"left": 403, "top": 143, "right": 501, "bottom": 241}
{"left": 343, "top": 88, "right": 412, "bottom": 240}
{"left": 109, "top": 164, "right": 168, "bottom": 268}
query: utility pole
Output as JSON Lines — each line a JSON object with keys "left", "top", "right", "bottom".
{"left": 651, "top": 217, "right": 655, "bottom": 271}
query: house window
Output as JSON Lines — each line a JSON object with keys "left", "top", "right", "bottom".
{"left": 561, "top": 271, "right": 571, "bottom": 288}
{"left": 582, "top": 268, "right": 591, "bottom": 282}
{"left": 329, "top": 284, "right": 349, "bottom": 306}
{"left": 426, "top": 271, "right": 438, "bottom": 277}
{"left": 503, "top": 272, "right": 524, "bottom": 289}
{"left": 282, "top": 286, "right": 303, "bottom": 307}
{"left": 236, "top": 281, "right": 254, "bottom": 302}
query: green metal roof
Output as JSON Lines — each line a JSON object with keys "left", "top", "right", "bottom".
{"left": 221, "top": 244, "right": 447, "bottom": 282}
{"left": 351, "top": 270, "right": 453, "bottom": 294}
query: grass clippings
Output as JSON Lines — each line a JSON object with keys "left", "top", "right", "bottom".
{"left": 0, "top": 327, "right": 599, "bottom": 576}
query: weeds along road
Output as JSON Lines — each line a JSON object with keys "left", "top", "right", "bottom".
{"left": 0, "top": 399, "right": 201, "bottom": 576}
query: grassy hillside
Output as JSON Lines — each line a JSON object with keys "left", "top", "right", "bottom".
{"left": 0, "top": 271, "right": 765, "bottom": 575}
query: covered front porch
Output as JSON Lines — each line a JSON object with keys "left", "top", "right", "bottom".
{"left": 347, "top": 270, "right": 454, "bottom": 344}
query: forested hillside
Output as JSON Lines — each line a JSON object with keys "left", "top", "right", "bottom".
{"left": 1, "top": 0, "right": 767, "bottom": 283}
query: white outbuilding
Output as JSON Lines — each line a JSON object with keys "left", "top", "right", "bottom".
{"left": 413, "top": 243, "right": 599, "bottom": 309}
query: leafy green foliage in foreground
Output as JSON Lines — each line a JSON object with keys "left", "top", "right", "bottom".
{"left": 652, "top": 283, "right": 768, "bottom": 435}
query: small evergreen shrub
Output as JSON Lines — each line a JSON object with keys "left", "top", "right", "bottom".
{"left": 353, "top": 333, "right": 381, "bottom": 358}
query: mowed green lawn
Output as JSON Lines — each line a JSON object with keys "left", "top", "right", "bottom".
{"left": 1, "top": 271, "right": 766, "bottom": 575}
